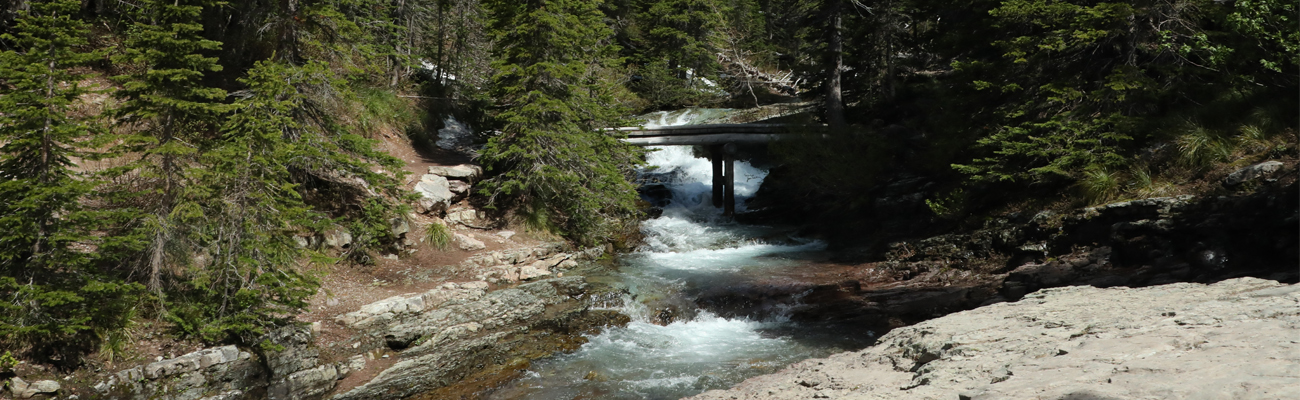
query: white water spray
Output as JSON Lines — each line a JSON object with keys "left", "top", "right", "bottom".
{"left": 489, "top": 109, "right": 845, "bottom": 400}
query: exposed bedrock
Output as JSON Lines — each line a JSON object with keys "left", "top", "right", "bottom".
{"left": 689, "top": 277, "right": 1300, "bottom": 400}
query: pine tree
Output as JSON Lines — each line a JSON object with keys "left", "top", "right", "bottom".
{"left": 628, "top": 0, "right": 730, "bottom": 107}
{"left": 0, "top": 0, "right": 144, "bottom": 363}
{"left": 169, "top": 61, "right": 330, "bottom": 343}
{"left": 478, "top": 0, "right": 643, "bottom": 244}
{"left": 109, "top": 0, "right": 233, "bottom": 293}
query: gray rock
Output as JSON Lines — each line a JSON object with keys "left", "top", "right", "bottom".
{"left": 390, "top": 217, "right": 410, "bottom": 236}
{"left": 518, "top": 264, "right": 551, "bottom": 281}
{"left": 348, "top": 355, "right": 366, "bottom": 373}
{"left": 444, "top": 209, "right": 481, "bottom": 226}
{"left": 414, "top": 174, "right": 454, "bottom": 212}
{"left": 94, "top": 345, "right": 266, "bottom": 400}
{"left": 332, "top": 277, "right": 588, "bottom": 400}
{"left": 453, "top": 234, "right": 486, "bottom": 251}
{"left": 448, "top": 180, "right": 472, "bottom": 198}
{"left": 427, "top": 164, "right": 482, "bottom": 181}
{"left": 264, "top": 326, "right": 319, "bottom": 379}
{"left": 687, "top": 278, "right": 1300, "bottom": 400}
{"left": 8, "top": 378, "right": 59, "bottom": 398}
{"left": 1224, "top": 161, "right": 1284, "bottom": 186}
{"left": 323, "top": 228, "right": 352, "bottom": 249}
{"left": 267, "top": 364, "right": 338, "bottom": 400}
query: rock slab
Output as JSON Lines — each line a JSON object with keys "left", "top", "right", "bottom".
{"left": 8, "top": 378, "right": 60, "bottom": 398}
{"left": 1224, "top": 160, "right": 1284, "bottom": 186}
{"left": 689, "top": 278, "right": 1300, "bottom": 400}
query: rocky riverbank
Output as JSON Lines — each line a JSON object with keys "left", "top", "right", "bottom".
{"left": 65, "top": 243, "right": 624, "bottom": 400}
{"left": 697, "top": 183, "right": 1298, "bottom": 331}
{"left": 689, "top": 277, "right": 1300, "bottom": 400}
{"left": 3, "top": 157, "right": 631, "bottom": 400}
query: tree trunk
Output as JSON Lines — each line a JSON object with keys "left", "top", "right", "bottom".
{"left": 824, "top": 0, "right": 846, "bottom": 130}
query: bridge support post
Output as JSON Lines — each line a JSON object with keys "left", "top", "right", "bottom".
{"left": 724, "top": 152, "right": 735, "bottom": 217}
{"left": 711, "top": 145, "right": 724, "bottom": 208}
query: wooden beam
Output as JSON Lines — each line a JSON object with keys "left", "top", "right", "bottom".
{"left": 615, "top": 123, "right": 823, "bottom": 137}
{"left": 624, "top": 133, "right": 789, "bottom": 146}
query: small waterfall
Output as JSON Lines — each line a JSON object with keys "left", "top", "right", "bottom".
{"left": 489, "top": 109, "right": 857, "bottom": 400}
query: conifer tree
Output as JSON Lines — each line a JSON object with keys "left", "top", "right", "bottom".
{"left": 627, "top": 0, "right": 729, "bottom": 107}
{"left": 478, "top": 0, "right": 643, "bottom": 244}
{"left": 169, "top": 61, "right": 330, "bottom": 343}
{"left": 0, "top": 0, "right": 144, "bottom": 362}
{"left": 109, "top": 0, "right": 233, "bottom": 292}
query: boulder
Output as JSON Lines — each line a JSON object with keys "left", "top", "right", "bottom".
{"left": 323, "top": 228, "right": 352, "bottom": 250}
{"left": 444, "top": 208, "right": 481, "bottom": 226}
{"left": 448, "top": 180, "right": 472, "bottom": 197}
{"left": 453, "top": 234, "right": 486, "bottom": 251}
{"left": 8, "top": 378, "right": 59, "bottom": 398}
{"left": 389, "top": 217, "right": 410, "bottom": 236}
{"left": 427, "top": 165, "right": 482, "bottom": 181}
{"left": 1224, "top": 160, "right": 1284, "bottom": 186}
{"left": 414, "top": 175, "right": 454, "bottom": 213}
{"left": 518, "top": 265, "right": 551, "bottom": 281}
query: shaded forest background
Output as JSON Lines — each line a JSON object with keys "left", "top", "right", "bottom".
{"left": 0, "top": 0, "right": 1294, "bottom": 370}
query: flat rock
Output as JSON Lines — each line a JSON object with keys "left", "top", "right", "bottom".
{"left": 427, "top": 165, "right": 482, "bottom": 181}
{"left": 689, "top": 278, "right": 1300, "bottom": 400}
{"left": 453, "top": 234, "right": 486, "bottom": 251}
{"left": 448, "top": 180, "right": 472, "bottom": 195}
{"left": 8, "top": 378, "right": 60, "bottom": 398}
{"left": 1224, "top": 160, "right": 1284, "bottom": 186}
{"left": 415, "top": 174, "right": 455, "bottom": 205}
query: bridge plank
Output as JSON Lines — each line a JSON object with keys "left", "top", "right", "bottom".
{"left": 623, "top": 133, "right": 788, "bottom": 146}
{"left": 614, "top": 123, "right": 823, "bottom": 137}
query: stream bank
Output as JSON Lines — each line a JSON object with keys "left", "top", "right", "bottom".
{"left": 43, "top": 108, "right": 1296, "bottom": 400}
{"left": 688, "top": 277, "right": 1300, "bottom": 400}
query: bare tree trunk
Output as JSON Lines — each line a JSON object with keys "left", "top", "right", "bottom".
{"left": 149, "top": 229, "right": 165, "bottom": 292}
{"left": 824, "top": 0, "right": 846, "bottom": 130}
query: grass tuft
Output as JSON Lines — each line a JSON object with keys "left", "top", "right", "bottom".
{"left": 425, "top": 222, "right": 452, "bottom": 251}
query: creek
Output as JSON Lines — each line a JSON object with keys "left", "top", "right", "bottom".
{"left": 488, "top": 110, "right": 874, "bottom": 400}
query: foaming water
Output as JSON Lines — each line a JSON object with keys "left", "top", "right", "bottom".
{"left": 489, "top": 110, "right": 864, "bottom": 400}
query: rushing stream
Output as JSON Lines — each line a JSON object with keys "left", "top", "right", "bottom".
{"left": 489, "top": 110, "right": 872, "bottom": 400}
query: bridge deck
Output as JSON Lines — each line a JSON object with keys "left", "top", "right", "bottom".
{"left": 615, "top": 123, "right": 823, "bottom": 146}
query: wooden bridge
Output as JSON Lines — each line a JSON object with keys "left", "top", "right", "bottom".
{"left": 613, "top": 123, "right": 817, "bottom": 146}
{"left": 615, "top": 123, "right": 824, "bottom": 216}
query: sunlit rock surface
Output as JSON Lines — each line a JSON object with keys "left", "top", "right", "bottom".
{"left": 689, "top": 277, "right": 1300, "bottom": 400}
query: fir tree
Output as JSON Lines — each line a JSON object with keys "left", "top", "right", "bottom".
{"left": 0, "top": 0, "right": 144, "bottom": 363}
{"left": 169, "top": 61, "right": 330, "bottom": 343}
{"left": 109, "top": 0, "right": 233, "bottom": 293}
{"left": 478, "top": 0, "right": 643, "bottom": 244}
{"left": 627, "top": 0, "right": 730, "bottom": 107}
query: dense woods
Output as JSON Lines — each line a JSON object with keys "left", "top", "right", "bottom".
{"left": 0, "top": 0, "right": 1294, "bottom": 369}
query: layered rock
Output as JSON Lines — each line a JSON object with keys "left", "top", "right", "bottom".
{"left": 690, "top": 278, "right": 1300, "bottom": 400}
{"left": 7, "top": 378, "right": 61, "bottom": 399}
{"left": 93, "top": 345, "right": 264, "bottom": 400}
{"left": 330, "top": 277, "right": 624, "bottom": 400}
{"left": 413, "top": 164, "right": 483, "bottom": 215}
{"left": 89, "top": 324, "right": 361, "bottom": 400}
{"left": 456, "top": 244, "right": 596, "bottom": 284}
